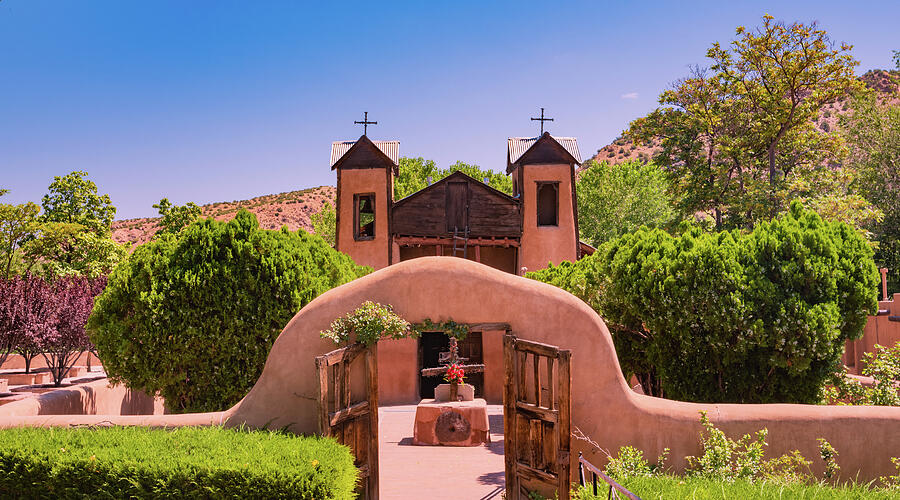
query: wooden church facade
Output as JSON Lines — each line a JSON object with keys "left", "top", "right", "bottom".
{"left": 331, "top": 132, "right": 587, "bottom": 275}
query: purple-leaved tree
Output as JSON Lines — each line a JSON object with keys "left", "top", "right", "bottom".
{"left": 0, "top": 278, "right": 16, "bottom": 368}
{"left": 39, "top": 276, "right": 105, "bottom": 386}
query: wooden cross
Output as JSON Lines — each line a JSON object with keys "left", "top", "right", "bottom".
{"left": 421, "top": 337, "right": 485, "bottom": 378}
{"left": 354, "top": 111, "right": 377, "bottom": 135}
{"left": 531, "top": 107, "right": 554, "bottom": 134}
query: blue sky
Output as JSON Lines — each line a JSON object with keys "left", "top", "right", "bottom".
{"left": 2, "top": 1, "right": 898, "bottom": 219}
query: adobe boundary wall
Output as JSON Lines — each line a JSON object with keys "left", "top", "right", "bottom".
{"left": 0, "top": 378, "right": 166, "bottom": 418}
{"left": 0, "top": 257, "right": 898, "bottom": 484}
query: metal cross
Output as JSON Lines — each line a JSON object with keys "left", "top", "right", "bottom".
{"left": 354, "top": 111, "right": 377, "bottom": 136}
{"left": 530, "top": 107, "right": 554, "bottom": 134}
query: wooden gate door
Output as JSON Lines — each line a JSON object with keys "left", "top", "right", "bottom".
{"left": 316, "top": 343, "right": 379, "bottom": 499}
{"left": 503, "top": 334, "right": 572, "bottom": 500}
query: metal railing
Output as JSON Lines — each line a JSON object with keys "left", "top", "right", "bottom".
{"left": 577, "top": 452, "right": 641, "bottom": 500}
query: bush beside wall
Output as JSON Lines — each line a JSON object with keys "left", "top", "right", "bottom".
{"left": 530, "top": 203, "right": 880, "bottom": 403}
{"left": 0, "top": 426, "right": 358, "bottom": 499}
{"left": 88, "top": 210, "right": 370, "bottom": 413}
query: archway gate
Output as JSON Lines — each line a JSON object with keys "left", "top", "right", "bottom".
{"left": 314, "top": 331, "right": 572, "bottom": 500}
{"left": 503, "top": 333, "right": 572, "bottom": 500}
{"left": 315, "top": 343, "right": 379, "bottom": 500}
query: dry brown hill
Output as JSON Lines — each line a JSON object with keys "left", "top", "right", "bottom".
{"left": 584, "top": 69, "right": 900, "bottom": 171}
{"left": 111, "top": 186, "right": 335, "bottom": 247}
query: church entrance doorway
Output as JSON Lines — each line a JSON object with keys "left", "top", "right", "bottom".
{"left": 418, "top": 331, "right": 484, "bottom": 399}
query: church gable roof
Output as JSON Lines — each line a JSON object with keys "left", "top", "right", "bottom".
{"left": 330, "top": 135, "right": 399, "bottom": 173}
{"left": 393, "top": 170, "right": 518, "bottom": 207}
{"left": 507, "top": 132, "right": 581, "bottom": 173}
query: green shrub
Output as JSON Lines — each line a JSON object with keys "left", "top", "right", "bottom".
{"left": 531, "top": 203, "right": 879, "bottom": 403}
{"left": 320, "top": 301, "right": 413, "bottom": 346}
{"left": 88, "top": 210, "right": 370, "bottom": 413}
{"left": 0, "top": 426, "right": 357, "bottom": 499}
{"left": 825, "top": 341, "right": 900, "bottom": 406}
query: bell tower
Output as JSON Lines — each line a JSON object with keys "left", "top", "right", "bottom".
{"left": 331, "top": 133, "right": 398, "bottom": 270}
{"left": 507, "top": 131, "right": 581, "bottom": 272}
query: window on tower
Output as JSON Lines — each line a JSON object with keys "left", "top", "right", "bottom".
{"left": 536, "top": 182, "right": 558, "bottom": 226}
{"left": 354, "top": 193, "right": 376, "bottom": 240}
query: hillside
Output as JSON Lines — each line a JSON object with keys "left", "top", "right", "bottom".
{"left": 584, "top": 69, "right": 900, "bottom": 171}
{"left": 111, "top": 186, "right": 335, "bottom": 246}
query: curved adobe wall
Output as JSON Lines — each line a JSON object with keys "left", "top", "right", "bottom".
{"left": 227, "top": 257, "right": 900, "bottom": 481}
{"left": 0, "top": 379, "right": 165, "bottom": 418}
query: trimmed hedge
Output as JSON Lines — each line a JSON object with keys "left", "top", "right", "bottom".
{"left": 88, "top": 210, "right": 370, "bottom": 413}
{"left": 0, "top": 426, "right": 357, "bottom": 499}
{"left": 530, "top": 203, "right": 879, "bottom": 403}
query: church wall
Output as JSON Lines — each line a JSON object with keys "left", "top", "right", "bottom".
{"left": 519, "top": 164, "right": 578, "bottom": 272}
{"left": 336, "top": 168, "right": 391, "bottom": 270}
{"left": 399, "top": 246, "right": 516, "bottom": 274}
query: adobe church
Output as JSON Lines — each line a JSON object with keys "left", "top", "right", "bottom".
{"left": 330, "top": 125, "right": 592, "bottom": 275}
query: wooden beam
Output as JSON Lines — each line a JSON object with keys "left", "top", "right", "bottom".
{"left": 329, "top": 400, "right": 370, "bottom": 427}
{"left": 394, "top": 236, "right": 520, "bottom": 248}
{"left": 475, "top": 245, "right": 481, "bottom": 263}
{"left": 515, "top": 401, "right": 559, "bottom": 423}
{"left": 503, "top": 334, "right": 518, "bottom": 497}
{"left": 467, "top": 322, "right": 511, "bottom": 332}
{"left": 515, "top": 338, "right": 564, "bottom": 359}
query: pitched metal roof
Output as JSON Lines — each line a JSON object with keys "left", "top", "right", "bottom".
{"left": 507, "top": 135, "right": 582, "bottom": 165}
{"left": 330, "top": 138, "right": 400, "bottom": 167}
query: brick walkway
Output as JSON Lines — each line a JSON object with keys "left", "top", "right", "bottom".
{"left": 379, "top": 404, "right": 505, "bottom": 499}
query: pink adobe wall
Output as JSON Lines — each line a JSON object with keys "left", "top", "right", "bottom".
{"left": 519, "top": 164, "right": 577, "bottom": 272}
{"left": 1, "top": 352, "right": 101, "bottom": 371}
{"left": 335, "top": 168, "right": 391, "bottom": 270}
{"left": 0, "top": 379, "right": 165, "bottom": 418}
{"left": 844, "top": 294, "right": 900, "bottom": 375}
{"left": 224, "top": 257, "right": 900, "bottom": 482}
{"left": 1, "top": 258, "right": 897, "bottom": 483}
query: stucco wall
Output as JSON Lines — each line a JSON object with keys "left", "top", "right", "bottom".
{"left": 1, "top": 258, "right": 898, "bottom": 483}
{"left": 519, "top": 164, "right": 577, "bottom": 272}
{"left": 0, "top": 379, "right": 165, "bottom": 418}
{"left": 226, "top": 257, "right": 900, "bottom": 482}
{"left": 336, "top": 168, "right": 390, "bottom": 270}
{"left": 844, "top": 294, "right": 900, "bottom": 375}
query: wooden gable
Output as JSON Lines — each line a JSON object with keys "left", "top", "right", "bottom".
{"left": 507, "top": 132, "right": 580, "bottom": 173}
{"left": 331, "top": 135, "right": 399, "bottom": 176}
{"left": 391, "top": 171, "right": 521, "bottom": 238}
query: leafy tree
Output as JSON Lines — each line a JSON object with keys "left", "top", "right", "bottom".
{"left": 39, "top": 276, "right": 105, "bottom": 386}
{"left": 628, "top": 15, "right": 864, "bottom": 229}
{"left": 23, "top": 172, "right": 124, "bottom": 278}
{"left": 0, "top": 194, "right": 40, "bottom": 278}
{"left": 576, "top": 159, "right": 677, "bottom": 248}
{"left": 394, "top": 157, "right": 512, "bottom": 199}
{"left": 88, "top": 210, "right": 371, "bottom": 413}
{"left": 0, "top": 278, "right": 17, "bottom": 368}
{"left": 22, "top": 222, "right": 125, "bottom": 278}
{"left": 310, "top": 201, "right": 336, "bottom": 247}
{"left": 841, "top": 92, "right": 900, "bottom": 293}
{"left": 3, "top": 274, "right": 58, "bottom": 373}
{"left": 41, "top": 171, "right": 116, "bottom": 235}
{"left": 152, "top": 198, "right": 202, "bottom": 236}
{"left": 530, "top": 203, "right": 879, "bottom": 403}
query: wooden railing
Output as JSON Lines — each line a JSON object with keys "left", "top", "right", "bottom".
{"left": 577, "top": 452, "right": 641, "bottom": 500}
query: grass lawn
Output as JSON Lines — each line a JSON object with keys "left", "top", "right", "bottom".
{"left": 0, "top": 425, "right": 358, "bottom": 499}
{"left": 575, "top": 475, "right": 897, "bottom": 499}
